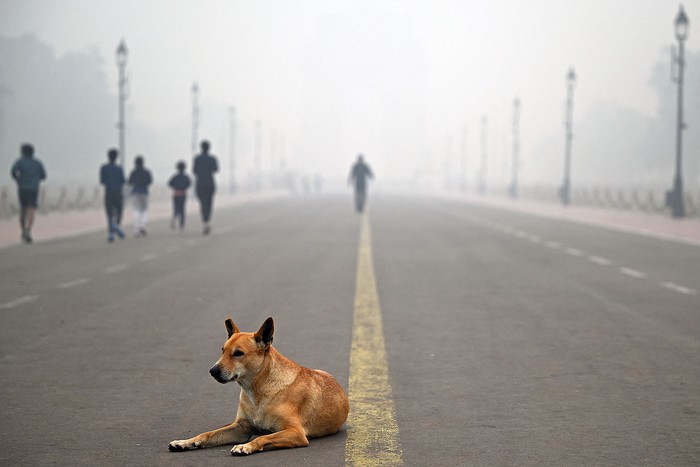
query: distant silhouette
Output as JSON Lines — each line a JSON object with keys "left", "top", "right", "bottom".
{"left": 128, "top": 155, "right": 153, "bottom": 237}
{"left": 10, "top": 144, "right": 46, "bottom": 243}
{"left": 100, "top": 149, "right": 125, "bottom": 243}
{"left": 348, "top": 154, "right": 374, "bottom": 213}
{"left": 193, "top": 140, "right": 218, "bottom": 235}
{"left": 168, "top": 160, "right": 191, "bottom": 231}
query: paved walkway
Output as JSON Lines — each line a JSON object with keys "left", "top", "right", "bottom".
{"left": 0, "top": 191, "right": 288, "bottom": 249}
{"left": 439, "top": 191, "right": 700, "bottom": 247}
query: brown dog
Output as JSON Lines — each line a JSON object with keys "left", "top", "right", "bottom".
{"left": 168, "top": 317, "right": 349, "bottom": 455}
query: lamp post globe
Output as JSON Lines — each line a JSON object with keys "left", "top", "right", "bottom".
{"left": 116, "top": 40, "right": 128, "bottom": 67}
{"left": 675, "top": 5, "right": 689, "bottom": 41}
{"left": 567, "top": 68, "right": 576, "bottom": 90}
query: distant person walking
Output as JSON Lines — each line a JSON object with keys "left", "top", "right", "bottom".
{"left": 348, "top": 154, "right": 373, "bottom": 213}
{"left": 193, "top": 140, "right": 218, "bottom": 235}
{"left": 10, "top": 143, "right": 46, "bottom": 243}
{"left": 100, "top": 149, "right": 126, "bottom": 242}
{"left": 168, "top": 160, "right": 191, "bottom": 231}
{"left": 128, "top": 155, "right": 152, "bottom": 237}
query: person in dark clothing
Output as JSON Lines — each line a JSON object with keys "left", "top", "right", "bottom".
{"left": 100, "top": 148, "right": 126, "bottom": 242}
{"left": 348, "top": 154, "right": 374, "bottom": 213}
{"left": 128, "top": 155, "right": 153, "bottom": 237}
{"left": 168, "top": 160, "right": 191, "bottom": 231}
{"left": 11, "top": 144, "right": 46, "bottom": 243}
{"left": 192, "top": 140, "right": 218, "bottom": 235}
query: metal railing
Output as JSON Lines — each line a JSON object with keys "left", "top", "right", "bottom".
{"left": 0, "top": 185, "right": 170, "bottom": 218}
{"left": 3, "top": 184, "right": 700, "bottom": 219}
{"left": 517, "top": 185, "right": 700, "bottom": 218}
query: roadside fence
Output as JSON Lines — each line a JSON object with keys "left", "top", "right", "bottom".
{"left": 0, "top": 185, "right": 170, "bottom": 218}
{"left": 518, "top": 186, "right": 700, "bottom": 218}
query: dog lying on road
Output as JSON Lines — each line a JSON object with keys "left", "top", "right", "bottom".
{"left": 168, "top": 317, "right": 349, "bottom": 455}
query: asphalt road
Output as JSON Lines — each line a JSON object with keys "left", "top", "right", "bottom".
{"left": 1, "top": 194, "right": 698, "bottom": 466}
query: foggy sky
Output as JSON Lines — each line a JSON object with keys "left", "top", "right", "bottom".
{"left": 1, "top": 0, "right": 699, "bottom": 190}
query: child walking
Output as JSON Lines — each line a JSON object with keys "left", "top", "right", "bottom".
{"left": 168, "top": 161, "right": 191, "bottom": 231}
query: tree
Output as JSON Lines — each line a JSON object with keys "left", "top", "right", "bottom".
{"left": 0, "top": 34, "right": 115, "bottom": 183}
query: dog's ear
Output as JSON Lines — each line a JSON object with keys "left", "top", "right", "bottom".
{"left": 254, "top": 317, "right": 274, "bottom": 347}
{"left": 225, "top": 318, "right": 240, "bottom": 338}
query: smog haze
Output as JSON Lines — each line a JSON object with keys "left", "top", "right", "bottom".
{"left": 1, "top": 0, "right": 698, "bottom": 192}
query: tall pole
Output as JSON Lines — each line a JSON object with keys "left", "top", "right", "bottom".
{"left": 0, "top": 85, "right": 11, "bottom": 150}
{"left": 271, "top": 129, "right": 278, "bottom": 175}
{"left": 254, "top": 120, "right": 262, "bottom": 191}
{"left": 560, "top": 68, "right": 576, "bottom": 206}
{"left": 460, "top": 126, "right": 468, "bottom": 191}
{"left": 444, "top": 134, "right": 453, "bottom": 190}
{"left": 673, "top": 37, "right": 685, "bottom": 217}
{"left": 479, "top": 116, "right": 488, "bottom": 195}
{"left": 509, "top": 98, "right": 521, "bottom": 199}
{"left": 668, "top": 4, "right": 689, "bottom": 218}
{"left": 228, "top": 106, "right": 236, "bottom": 193}
{"left": 191, "top": 82, "right": 200, "bottom": 155}
{"left": 116, "top": 39, "right": 128, "bottom": 167}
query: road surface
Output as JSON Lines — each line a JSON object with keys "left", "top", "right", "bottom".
{"left": 1, "top": 194, "right": 698, "bottom": 466}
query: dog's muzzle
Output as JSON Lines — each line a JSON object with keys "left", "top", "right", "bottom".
{"left": 209, "top": 364, "right": 226, "bottom": 383}
{"left": 209, "top": 364, "right": 238, "bottom": 383}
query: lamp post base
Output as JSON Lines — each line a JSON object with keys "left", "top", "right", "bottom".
{"left": 558, "top": 182, "right": 570, "bottom": 206}
{"left": 666, "top": 187, "right": 685, "bottom": 218}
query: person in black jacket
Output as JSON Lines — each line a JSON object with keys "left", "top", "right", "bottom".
{"left": 192, "top": 140, "right": 218, "bottom": 235}
{"left": 128, "top": 155, "right": 152, "bottom": 237}
{"left": 11, "top": 144, "right": 46, "bottom": 243}
{"left": 348, "top": 154, "right": 374, "bottom": 213}
{"left": 99, "top": 148, "right": 125, "bottom": 243}
{"left": 168, "top": 161, "right": 191, "bottom": 231}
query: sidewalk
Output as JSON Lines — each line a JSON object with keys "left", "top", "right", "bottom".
{"left": 0, "top": 191, "right": 288, "bottom": 250}
{"left": 438, "top": 191, "right": 700, "bottom": 247}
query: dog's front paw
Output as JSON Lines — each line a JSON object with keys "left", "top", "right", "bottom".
{"left": 168, "top": 439, "right": 201, "bottom": 452}
{"left": 230, "top": 443, "right": 256, "bottom": 456}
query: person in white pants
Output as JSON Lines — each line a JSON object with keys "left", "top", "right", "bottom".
{"left": 127, "top": 155, "right": 152, "bottom": 237}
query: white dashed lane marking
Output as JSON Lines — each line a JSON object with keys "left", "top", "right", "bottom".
{"left": 58, "top": 278, "right": 90, "bottom": 289}
{"left": 0, "top": 295, "right": 39, "bottom": 310}
{"left": 565, "top": 247, "right": 583, "bottom": 257}
{"left": 660, "top": 282, "right": 697, "bottom": 295}
{"left": 1, "top": 238, "right": 197, "bottom": 312}
{"left": 104, "top": 263, "right": 130, "bottom": 274}
{"left": 473, "top": 215, "right": 698, "bottom": 298}
{"left": 620, "top": 267, "right": 647, "bottom": 279}
{"left": 589, "top": 255, "right": 612, "bottom": 266}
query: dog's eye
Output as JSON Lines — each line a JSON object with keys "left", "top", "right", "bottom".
{"left": 233, "top": 350, "right": 245, "bottom": 357}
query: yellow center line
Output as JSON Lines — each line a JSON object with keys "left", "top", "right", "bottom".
{"left": 345, "top": 213, "right": 402, "bottom": 466}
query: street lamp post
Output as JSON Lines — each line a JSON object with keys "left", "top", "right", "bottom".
{"left": 479, "top": 116, "right": 488, "bottom": 195}
{"left": 509, "top": 97, "right": 521, "bottom": 199}
{"left": 116, "top": 39, "right": 128, "bottom": 166}
{"left": 254, "top": 120, "right": 262, "bottom": 191}
{"left": 460, "top": 126, "right": 468, "bottom": 191}
{"left": 559, "top": 68, "right": 576, "bottom": 206}
{"left": 667, "top": 4, "right": 689, "bottom": 218}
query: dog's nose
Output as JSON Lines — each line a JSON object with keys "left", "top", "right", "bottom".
{"left": 209, "top": 365, "right": 221, "bottom": 379}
